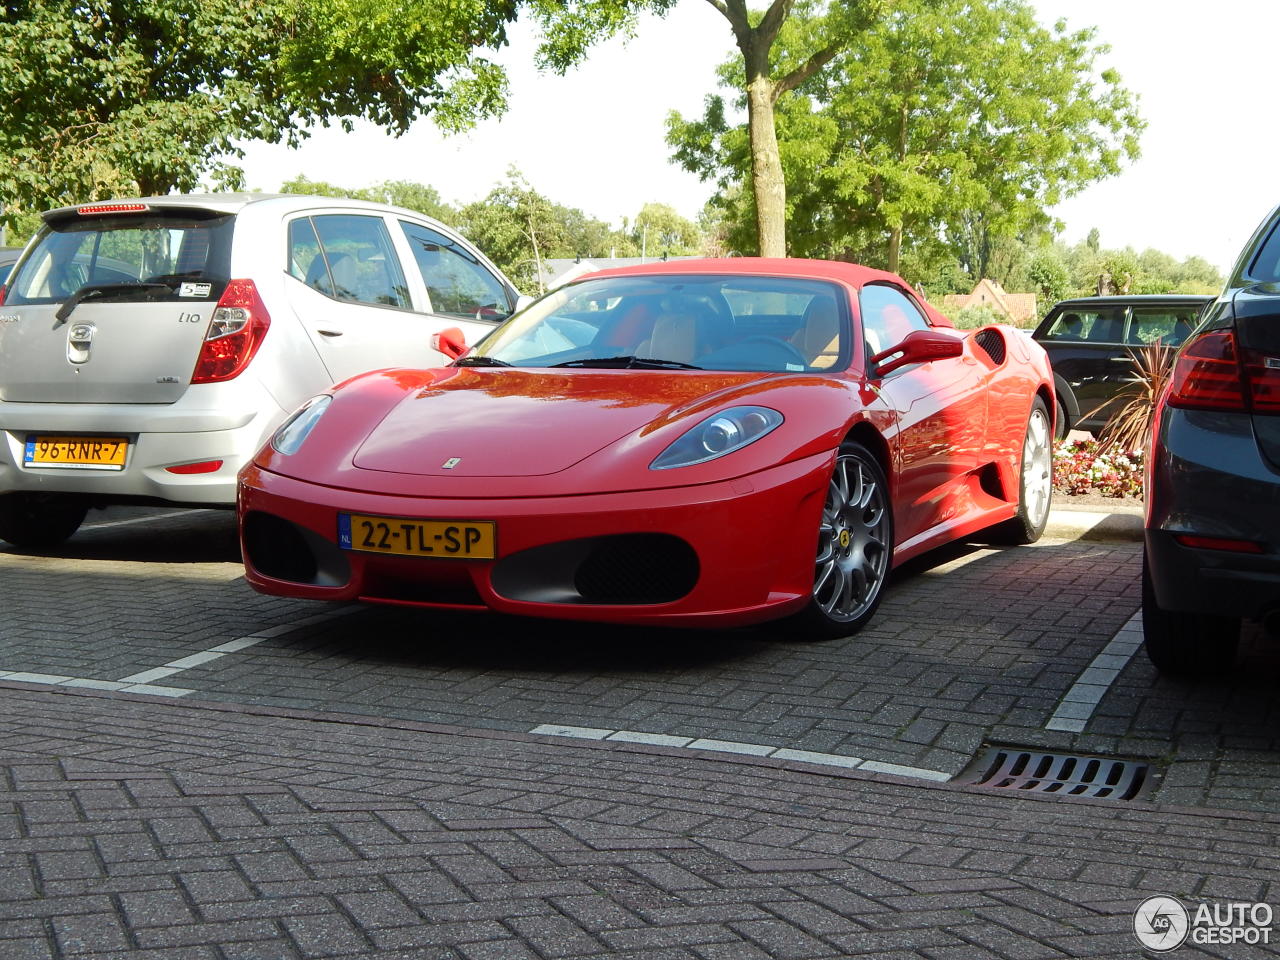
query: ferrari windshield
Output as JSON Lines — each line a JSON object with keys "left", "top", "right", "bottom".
{"left": 470, "top": 274, "right": 850, "bottom": 372}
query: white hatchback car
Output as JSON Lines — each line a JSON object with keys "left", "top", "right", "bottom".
{"left": 0, "top": 193, "right": 520, "bottom": 547}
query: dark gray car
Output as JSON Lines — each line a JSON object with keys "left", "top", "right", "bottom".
{"left": 1032, "top": 295, "right": 1210, "bottom": 437}
{"left": 1143, "top": 204, "right": 1280, "bottom": 674}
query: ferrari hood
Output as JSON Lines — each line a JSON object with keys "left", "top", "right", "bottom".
{"left": 351, "top": 368, "right": 770, "bottom": 477}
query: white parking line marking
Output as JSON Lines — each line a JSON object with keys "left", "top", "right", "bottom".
{"left": 116, "top": 605, "right": 362, "bottom": 685}
{"left": 530, "top": 724, "right": 950, "bottom": 781}
{"left": 82, "top": 508, "right": 216, "bottom": 531}
{"left": 0, "top": 606, "right": 363, "bottom": 701}
{"left": 1045, "top": 611, "right": 1143, "bottom": 733}
{"left": 0, "top": 670, "right": 194, "bottom": 698}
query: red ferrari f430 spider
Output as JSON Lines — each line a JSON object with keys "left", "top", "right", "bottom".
{"left": 239, "top": 259, "right": 1054, "bottom": 639}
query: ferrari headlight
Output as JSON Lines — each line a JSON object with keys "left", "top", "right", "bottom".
{"left": 650, "top": 406, "right": 783, "bottom": 470}
{"left": 271, "top": 395, "right": 332, "bottom": 455}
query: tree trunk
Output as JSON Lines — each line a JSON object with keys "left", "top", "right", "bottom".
{"left": 887, "top": 227, "right": 902, "bottom": 274}
{"left": 746, "top": 74, "right": 787, "bottom": 258}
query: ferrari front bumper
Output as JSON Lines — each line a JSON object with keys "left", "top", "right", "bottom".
{"left": 238, "top": 450, "right": 834, "bottom": 628}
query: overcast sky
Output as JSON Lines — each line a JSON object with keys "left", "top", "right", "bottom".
{"left": 236, "top": 0, "right": 1278, "bottom": 272}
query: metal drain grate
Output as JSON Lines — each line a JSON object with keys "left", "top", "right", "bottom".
{"left": 958, "top": 748, "right": 1152, "bottom": 801}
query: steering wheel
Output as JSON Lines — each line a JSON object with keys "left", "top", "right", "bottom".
{"left": 733, "top": 335, "right": 809, "bottom": 367}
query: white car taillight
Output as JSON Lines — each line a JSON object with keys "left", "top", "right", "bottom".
{"left": 191, "top": 279, "right": 271, "bottom": 384}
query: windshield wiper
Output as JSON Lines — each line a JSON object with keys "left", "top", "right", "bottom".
{"left": 550, "top": 355, "right": 703, "bottom": 370}
{"left": 453, "top": 355, "right": 512, "bottom": 367}
{"left": 54, "top": 281, "right": 174, "bottom": 326}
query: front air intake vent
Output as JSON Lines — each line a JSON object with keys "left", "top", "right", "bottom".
{"left": 574, "top": 534, "right": 699, "bottom": 604}
{"left": 492, "top": 534, "right": 699, "bottom": 605}
{"left": 973, "top": 327, "right": 1007, "bottom": 365}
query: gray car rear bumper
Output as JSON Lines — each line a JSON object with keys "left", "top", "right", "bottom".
{"left": 1145, "top": 407, "right": 1280, "bottom": 621}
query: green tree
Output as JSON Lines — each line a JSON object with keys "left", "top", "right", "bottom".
{"left": 279, "top": 176, "right": 456, "bottom": 222}
{"left": 632, "top": 202, "right": 702, "bottom": 256}
{"left": 668, "top": 0, "right": 1143, "bottom": 275}
{"left": 0, "top": 0, "right": 622, "bottom": 226}
{"left": 1026, "top": 249, "right": 1071, "bottom": 304}
{"left": 455, "top": 169, "right": 632, "bottom": 290}
{"left": 533, "top": 0, "right": 879, "bottom": 258}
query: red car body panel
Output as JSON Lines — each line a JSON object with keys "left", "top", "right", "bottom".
{"left": 238, "top": 258, "right": 1052, "bottom": 628}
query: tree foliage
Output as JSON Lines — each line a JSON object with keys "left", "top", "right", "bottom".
{"left": 454, "top": 169, "right": 668, "bottom": 290}
{"left": 270, "top": 170, "right": 704, "bottom": 292}
{"left": 668, "top": 0, "right": 1144, "bottom": 279}
{"left": 279, "top": 175, "right": 456, "bottom": 223}
{"left": 0, "top": 0, "right": 644, "bottom": 226}
{"left": 631, "top": 202, "right": 701, "bottom": 256}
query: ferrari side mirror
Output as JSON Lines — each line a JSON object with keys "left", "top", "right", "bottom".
{"left": 870, "top": 328, "right": 964, "bottom": 377}
{"left": 431, "top": 326, "right": 468, "bottom": 361}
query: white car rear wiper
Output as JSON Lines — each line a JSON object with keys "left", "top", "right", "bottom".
{"left": 54, "top": 281, "right": 175, "bottom": 326}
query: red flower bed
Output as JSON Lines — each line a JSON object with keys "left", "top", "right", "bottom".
{"left": 1053, "top": 439, "right": 1143, "bottom": 498}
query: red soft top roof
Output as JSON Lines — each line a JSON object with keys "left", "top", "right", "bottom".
{"left": 579, "top": 257, "right": 901, "bottom": 289}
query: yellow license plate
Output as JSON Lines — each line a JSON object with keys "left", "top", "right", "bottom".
{"left": 339, "top": 513, "right": 496, "bottom": 559}
{"left": 24, "top": 435, "right": 128, "bottom": 470}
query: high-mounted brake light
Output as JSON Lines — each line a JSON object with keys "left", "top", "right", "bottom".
{"left": 76, "top": 203, "right": 148, "bottom": 215}
{"left": 190, "top": 279, "right": 271, "bottom": 384}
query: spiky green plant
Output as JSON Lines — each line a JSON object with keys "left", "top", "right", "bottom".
{"left": 1091, "top": 338, "right": 1176, "bottom": 455}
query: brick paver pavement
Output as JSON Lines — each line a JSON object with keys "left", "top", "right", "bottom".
{"left": 4, "top": 509, "right": 1280, "bottom": 811}
{"left": 1, "top": 683, "right": 1276, "bottom": 959}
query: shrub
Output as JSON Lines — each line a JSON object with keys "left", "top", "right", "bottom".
{"left": 1053, "top": 439, "right": 1143, "bottom": 498}
{"left": 950, "top": 304, "right": 1004, "bottom": 329}
{"left": 1092, "top": 338, "right": 1175, "bottom": 456}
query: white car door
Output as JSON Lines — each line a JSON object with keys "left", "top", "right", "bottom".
{"left": 283, "top": 210, "right": 496, "bottom": 385}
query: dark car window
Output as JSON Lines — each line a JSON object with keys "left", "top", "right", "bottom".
{"left": 289, "top": 214, "right": 410, "bottom": 309}
{"left": 1042, "top": 308, "right": 1123, "bottom": 343}
{"left": 1248, "top": 219, "right": 1280, "bottom": 281}
{"left": 1125, "top": 306, "right": 1201, "bottom": 346}
{"left": 399, "top": 221, "right": 510, "bottom": 321}
{"left": 859, "top": 283, "right": 930, "bottom": 355}
{"left": 5, "top": 213, "right": 234, "bottom": 305}
{"left": 472, "top": 274, "right": 848, "bottom": 372}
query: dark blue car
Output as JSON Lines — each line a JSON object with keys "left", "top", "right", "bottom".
{"left": 1143, "top": 204, "right": 1280, "bottom": 674}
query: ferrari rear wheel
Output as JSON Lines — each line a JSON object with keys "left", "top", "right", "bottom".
{"left": 785, "top": 442, "right": 893, "bottom": 641}
{"left": 989, "top": 397, "right": 1053, "bottom": 545}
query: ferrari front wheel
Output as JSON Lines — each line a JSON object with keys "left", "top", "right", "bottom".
{"left": 785, "top": 442, "right": 894, "bottom": 641}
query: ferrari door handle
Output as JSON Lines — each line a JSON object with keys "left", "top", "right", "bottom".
{"left": 316, "top": 328, "right": 344, "bottom": 337}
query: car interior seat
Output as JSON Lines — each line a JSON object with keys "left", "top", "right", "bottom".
{"left": 792, "top": 295, "right": 841, "bottom": 367}
{"left": 1087, "top": 314, "right": 1123, "bottom": 343}
{"left": 1058, "top": 313, "right": 1084, "bottom": 339}
{"left": 640, "top": 309, "right": 700, "bottom": 364}
{"left": 306, "top": 253, "right": 358, "bottom": 300}
{"left": 639, "top": 294, "right": 734, "bottom": 363}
